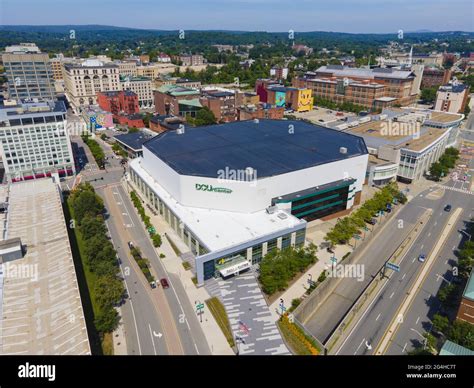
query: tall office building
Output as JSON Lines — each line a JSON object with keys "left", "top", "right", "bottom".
{"left": 0, "top": 99, "right": 75, "bottom": 182}
{"left": 63, "top": 59, "right": 120, "bottom": 113}
{"left": 1, "top": 43, "right": 55, "bottom": 101}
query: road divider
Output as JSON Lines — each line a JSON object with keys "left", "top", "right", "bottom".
{"left": 374, "top": 207, "right": 462, "bottom": 355}
{"left": 329, "top": 208, "right": 432, "bottom": 354}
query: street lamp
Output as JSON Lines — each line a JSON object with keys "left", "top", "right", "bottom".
{"left": 410, "top": 327, "right": 427, "bottom": 350}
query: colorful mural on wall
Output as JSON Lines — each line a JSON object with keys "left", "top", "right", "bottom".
{"left": 275, "top": 91, "right": 286, "bottom": 108}
{"left": 297, "top": 89, "right": 313, "bottom": 112}
{"left": 83, "top": 109, "right": 113, "bottom": 131}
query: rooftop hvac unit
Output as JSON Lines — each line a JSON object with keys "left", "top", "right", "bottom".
{"left": 339, "top": 147, "right": 348, "bottom": 154}
{"left": 266, "top": 206, "right": 277, "bottom": 214}
{"left": 277, "top": 212, "right": 288, "bottom": 220}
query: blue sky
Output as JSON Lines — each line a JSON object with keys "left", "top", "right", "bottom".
{"left": 1, "top": 0, "right": 473, "bottom": 33}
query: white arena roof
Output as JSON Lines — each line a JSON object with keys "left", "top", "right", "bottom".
{"left": 131, "top": 158, "right": 306, "bottom": 252}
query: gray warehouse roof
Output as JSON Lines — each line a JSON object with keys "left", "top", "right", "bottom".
{"left": 144, "top": 119, "right": 368, "bottom": 179}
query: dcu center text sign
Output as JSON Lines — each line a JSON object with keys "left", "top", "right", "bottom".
{"left": 195, "top": 184, "right": 233, "bottom": 194}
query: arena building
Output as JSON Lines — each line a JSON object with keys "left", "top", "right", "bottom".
{"left": 128, "top": 119, "right": 369, "bottom": 284}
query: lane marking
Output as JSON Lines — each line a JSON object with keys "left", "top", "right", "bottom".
{"left": 375, "top": 313, "right": 381, "bottom": 321}
{"left": 148, "top": 323, "right": 157, "bottom": 355}
{"left": 389, "top": 292, "right": 394, "bottom": 299}
{"left": 401, "top": 273, "right": 406, "bottom": 280}
{"left": 415, "top": 316, "right": 420, "bottom": 325}
{"left": 354, "top": 338, "right": 366, "bottom": 355}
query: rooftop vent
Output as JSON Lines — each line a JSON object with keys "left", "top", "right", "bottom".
{"left": 266, "top": 206, "right": 277, "bottom": 214}
{"left": 277, "top": 212, "right": 288, "bottom": 220}
{"left": 339, "top": 147, "right": 348, "bottom": 154}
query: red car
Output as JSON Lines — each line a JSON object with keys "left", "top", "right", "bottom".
{"left": 160, "top": 278, "right": 170, "bottom": 289}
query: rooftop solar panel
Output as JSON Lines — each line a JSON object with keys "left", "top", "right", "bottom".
{"left": 144, "top": 119, "right": 368, "bottom": 179}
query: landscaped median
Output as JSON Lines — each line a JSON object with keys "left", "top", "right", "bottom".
{"left": 206, "top": 297, "right": 235, "bottom": 349}
{"left": 277, "top": 314, "right": 320, "bottom": 355}
{"left": 82, "top": 134, "right": 106, "bottom": 168}
{"left": 130, "top": 245, "right": 155, "bottom": 285}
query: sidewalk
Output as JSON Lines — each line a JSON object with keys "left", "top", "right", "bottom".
{"left": 124, "top": 179, "right": 234, "bottom": 355}
{"left": 269, "top": 236, "right": 351, "bottom": 321}
{"left": 112, "top": 308, "right": 128, "bottom": 355}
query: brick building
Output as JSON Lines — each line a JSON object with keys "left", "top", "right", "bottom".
{"left": 293, "top": 65, "right": 417, "bottom": 110}
{"left": 97, "top": 90, "right": 140, "bottom": 115}
{"left": 154, "top": 85, "right": 200, "bottom": 116}
{"left": 255, "top": 79, "right": 281, "bottom": 103}
{"left": 456, "top": 270, "right": 474, "bottom": 325}
{"left": 237, "top": 103, "right": 284, "bottom": 120}
{"left": 200, "top": 89, "right": 237, "bottom": 122}
{"left": 421, "top": 67, "right": 451, "bottom": 89}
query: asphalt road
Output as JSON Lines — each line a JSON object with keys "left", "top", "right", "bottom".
{"left": 69, "top": 133, "right": 211, "bottom": 355}
{"left": 384, "top": 156, "right": 474, "bottom": 354}
{"left": 335, "top": 175, "right": 473, "bottom": 355}
{"left": 303, "top": 198, "right": 427, "bottom": 344}
{"left": 102, "top": 184, "right": 211, "bottom": 355}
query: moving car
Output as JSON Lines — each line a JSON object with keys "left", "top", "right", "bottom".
{"left": 160, "top": 278, "right": 170, "bottom": 289}
{"left": 418, "top": 254, "right": 426, "bottom": 263}
{"left": 444, "top": 204, "right": 452, "bottom": 212}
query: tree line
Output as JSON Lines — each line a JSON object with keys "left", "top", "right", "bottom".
{"left": 68, "top": 183, "right": 125, "bottom": 335}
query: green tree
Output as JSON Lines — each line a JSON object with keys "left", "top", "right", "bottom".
{"left": 94, "top": 306, "right": 120, "bottom": 333}
{"left": 193, "top": 107, "right": 217, "bottom": 126}
{"left": 72, "top": 190, "right": 104, "bottom": 224}
{"left": 448, "top": 320, "right": 474, "bottom": 350}
{"left": 420, "top": 87, "right": 437, "bottom": 103}
{"left": 432, "top": 313, "right": 450, "bottom": 333}
{"left": 95, "top": 275, "right": 125, "bottom": 309}
{"left": 80, "top": 214, "right": 107, "bottom": 240}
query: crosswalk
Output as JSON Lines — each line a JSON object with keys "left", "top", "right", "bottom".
{"left": 438, "top": 184, "right": 474, "bottom": 196}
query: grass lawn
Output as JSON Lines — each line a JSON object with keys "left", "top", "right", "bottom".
{"left": 102, "top": 332, "right": 114, "bottom": 355}
{"left": 206, "top": 297, "right": 235, "bottom": 348}
{"left": 65, "top": 196, "right": 110, "bottom": 355}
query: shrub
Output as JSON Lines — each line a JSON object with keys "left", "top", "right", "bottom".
{"left": 152, "top": 234, "right": 162, "bottom": 248}
{"left": 259, "top": 245, "right": 318, "bottom": 295}
{"left": 317, "top": 271, "right": 327, "bottom": 283}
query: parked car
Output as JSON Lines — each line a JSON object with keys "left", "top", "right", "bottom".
{"left": 160, "top": 278, "right": 170, "bottom": 289}
{"left": 418, "top": 254, "right": 426, "bottom": 263}
{"left": 150, "top": 281, "right": 157, "bottom": 289}
{"left": 368, "top": 218, "right": 377, "bottom": 225}
{"left": 444, "top": 204, "right": 452, "bottom": 212}
{"left": 127, "top": 241, "right": 134, "bottom": 249}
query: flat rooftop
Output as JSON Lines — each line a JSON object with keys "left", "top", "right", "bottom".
{"left": 0, "top": 179, "right": 90, "bottom": 355}
{"left": 315, "top": 65, "right": 415, "bottom": 80}
{"left": 115, "top": 132, "right": 154, "bottom": 151}
{"left": 144, "top": 119, "right": 368, "bottom": 179}
{"left": 345, "top": 120, "right": 447, "bottom": 152}
{"left": 131, "top": 159, "right": 306, "bottom": 252}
